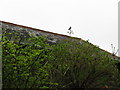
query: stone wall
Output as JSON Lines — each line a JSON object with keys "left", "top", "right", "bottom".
{"left": 1, "top": 21, "right": 84, "bottom": 45}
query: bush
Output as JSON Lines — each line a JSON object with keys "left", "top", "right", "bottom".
{"left": 48, "top": 39, "right": 120, "bottom": 88}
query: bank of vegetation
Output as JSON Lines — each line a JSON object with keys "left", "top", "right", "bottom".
{"left": 2, "top": 28, "right": 120, "bottom": 89}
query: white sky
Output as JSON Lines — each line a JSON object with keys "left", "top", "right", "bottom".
{"left": 1, "top": 0, "right": 120, "bottom": 55}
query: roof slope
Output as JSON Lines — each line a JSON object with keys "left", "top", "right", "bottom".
{"left": 0, "top": 20, "right": 120, "bottom": 60}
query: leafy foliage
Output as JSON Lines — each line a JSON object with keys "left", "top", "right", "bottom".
{"left": 2, "top": 31, "right": 57, "bottom": 88}
{"left": 48, "top": 39, "right": 120, "bottom": 88}
{"left": 2, "top": 28, "right": 120, "bottom": 89}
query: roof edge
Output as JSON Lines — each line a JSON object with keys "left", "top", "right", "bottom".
{"left": 1, "top": 20, "right": 120, "bottom": 59}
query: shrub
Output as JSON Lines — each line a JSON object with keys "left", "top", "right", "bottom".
{"left": 48, "top": 39, "right": 120, "bottom": 88}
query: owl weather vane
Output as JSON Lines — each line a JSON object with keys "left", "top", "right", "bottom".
{"left": 67, "top": 26, "right": 74, "bottom": 36}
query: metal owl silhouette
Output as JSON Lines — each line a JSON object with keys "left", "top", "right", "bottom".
{"left": 67, "top": 26, "right": 74, "bottom": 35}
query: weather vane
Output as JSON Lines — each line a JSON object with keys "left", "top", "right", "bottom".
{"left": 67, "top": 26, "right": 74, "bottom": 36}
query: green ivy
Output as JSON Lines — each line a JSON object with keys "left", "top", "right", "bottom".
{"left": 2, "top": 30, "right": 58, "bottom": 88}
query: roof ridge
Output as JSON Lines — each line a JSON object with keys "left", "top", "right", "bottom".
{"left": 1, "top": 20, "right": 120, "bottom": 59}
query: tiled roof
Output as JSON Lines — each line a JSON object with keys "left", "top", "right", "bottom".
{"left": 1, "top": 20, "right": 120, "bottom": 60}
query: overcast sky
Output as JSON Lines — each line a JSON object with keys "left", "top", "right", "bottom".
{"left": 1, "top": 0, "right": 119, "bottom": 56}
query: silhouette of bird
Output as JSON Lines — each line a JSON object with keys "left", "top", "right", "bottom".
{"left": 68, "top": 27, "right": 71, "bottom": 30}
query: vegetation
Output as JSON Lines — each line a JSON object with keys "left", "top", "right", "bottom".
{"left": 2, "top": 33, "right": 56, "bottom": 88}
{"left": 48, "top": 40, "right": 120, "bottom": 88}
{"left": 2, "top": 28, "right": 120, "bottom": 89}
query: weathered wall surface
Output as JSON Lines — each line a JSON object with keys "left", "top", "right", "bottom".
{"left": 1, "top": 22, "right": 76, "bottom": 44}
